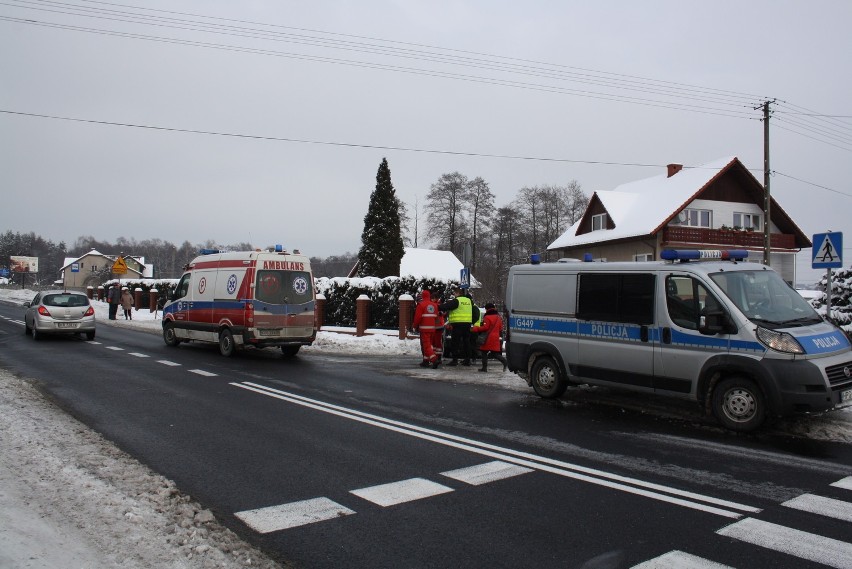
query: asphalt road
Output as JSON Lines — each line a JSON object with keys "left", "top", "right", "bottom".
{"left": 1, "top": 302, "right": 851, "bottom": 569}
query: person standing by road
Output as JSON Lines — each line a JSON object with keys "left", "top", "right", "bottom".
{"left": 439, "top": 286, "right": 473, "bottom": 367}
{"left": 120, "top": 286, "right": 134, "bottom": 320}
{"left": 107, "top": 283, "right": 121, "bottom": 320}
{"left": 412, "top": 289, "right": 441, "bottom": 368}
{"left": 471, "top": 302, "right": 508, "bottom": 372}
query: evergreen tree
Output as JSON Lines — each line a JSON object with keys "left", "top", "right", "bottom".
{"left": 358, "top": 158, "right": 405, "bottom": 277}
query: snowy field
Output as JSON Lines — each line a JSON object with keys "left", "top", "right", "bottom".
{"left": 0, "top": 287, "right": 850, "bottom": 568}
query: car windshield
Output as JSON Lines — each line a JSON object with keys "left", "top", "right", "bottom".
{"left": 709, "top": 270, "right": 822, "bottom": 329}
{"left": 43, "top": 293, "right": 89, "bottom": 307}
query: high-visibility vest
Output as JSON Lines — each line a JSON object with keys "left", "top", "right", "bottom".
{"left": 448, "top": 295, "right": 473, "bottom": 324}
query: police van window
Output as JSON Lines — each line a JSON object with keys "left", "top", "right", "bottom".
{"left": 577, "top": 273, "right": 655, "bottom": 325}
{"left": 666, "top": 276, "right": 720, "bottom": 330}
{"left": 256, "top": 270, "right": 313, "bottom": 305}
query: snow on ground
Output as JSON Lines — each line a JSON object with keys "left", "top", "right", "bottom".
{"left": 0, "top": 287, "right": 850, "bottom": 568}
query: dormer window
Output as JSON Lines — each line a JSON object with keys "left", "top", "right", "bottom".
{"left": 592, "top": 213, "right": 608, "bottom": 231}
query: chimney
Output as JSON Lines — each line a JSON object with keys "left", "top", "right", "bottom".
{"left": 667, "top": 163, "right": 683, "bottom": 178}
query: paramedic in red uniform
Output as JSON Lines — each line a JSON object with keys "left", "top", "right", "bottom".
{"left": 412, "top": 289, "right": 441, "bottom": 369}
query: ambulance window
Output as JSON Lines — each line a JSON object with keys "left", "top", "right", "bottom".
{"left": 174, "top": 274, "right": 191, "bottom": 300}
{"left": 256, "top": 270, "right": 313, "bottom": 305}
{"left": 577, "top": 273, "right": 655, "bottom": 325}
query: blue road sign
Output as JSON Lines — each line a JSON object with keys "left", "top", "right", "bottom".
{"left": 812, "top": 232, "right": 843, "bottom": 269}
{"left": 460, "top": 268, "right": 470, "bottom": 288}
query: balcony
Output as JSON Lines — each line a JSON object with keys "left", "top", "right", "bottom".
{"left": 662, "top": 226, "right": 796, "bottom": 249}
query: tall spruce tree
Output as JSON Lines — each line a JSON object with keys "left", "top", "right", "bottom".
{"left": 358, "top": 158, "right": 405, "bottom": 277}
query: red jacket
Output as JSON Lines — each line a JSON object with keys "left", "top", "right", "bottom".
{"left": 472, "top": 308, "right": 502, "bottom": 352}
{"left": 412, "top": 290, "right": 440, "bottom": 331}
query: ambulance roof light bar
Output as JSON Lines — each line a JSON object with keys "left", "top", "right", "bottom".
{"left": 661, "top": 249, "right": 748, "bottom": 262}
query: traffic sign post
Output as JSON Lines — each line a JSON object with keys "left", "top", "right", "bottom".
{"left": 812, "top": 232, "right": 843, "bottom": 319}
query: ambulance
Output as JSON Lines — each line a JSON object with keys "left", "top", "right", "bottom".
{"left": 504, "top": 249, "right": 852, "bottom": 432}
{"left": 162, "top": 246, "right": 316, "bottom": 357}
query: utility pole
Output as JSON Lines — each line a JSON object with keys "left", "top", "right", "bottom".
{"left": 761, "top": 100, "right": 774, "bottom": 266}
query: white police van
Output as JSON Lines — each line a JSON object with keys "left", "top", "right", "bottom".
{"left": 505, "top": 249, "right": 852, "bottom": 431}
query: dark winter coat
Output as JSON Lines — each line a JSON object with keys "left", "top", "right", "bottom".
{"left": 471, "top": 308, "right": 502, "bottom": 352}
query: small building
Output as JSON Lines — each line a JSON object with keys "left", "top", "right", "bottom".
{"left": 547, "top": 156, "right": 811, "bottom": 283}
{"left": 399, "top": 247, "right": 480, "bottom": 287}
{"left": 59, "top": 249, "right": 153, "bottom": 290}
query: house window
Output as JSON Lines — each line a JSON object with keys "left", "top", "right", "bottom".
{"left": 733, "top": 212, "right": 761, "bottom": 230}
{"left": 592, "top": 213, "right": 608, "bottom": 231}
{"left": 673, "top": 208, "right": 711, "bottom": 228}
{"left": 633, "top": 253, "right": 654, "bottom": 262}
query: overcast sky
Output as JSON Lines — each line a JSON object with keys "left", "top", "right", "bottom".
{"left": 2, "top": 1, "right": 850, "bottom": 283}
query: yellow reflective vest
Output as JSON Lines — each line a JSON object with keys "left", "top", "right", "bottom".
{"left": 448, "top": 295, "right": 473, "bottom": 324}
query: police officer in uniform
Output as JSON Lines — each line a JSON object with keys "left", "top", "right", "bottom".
{"left": 439, "top": 286, "right": 473, "bottom": 366}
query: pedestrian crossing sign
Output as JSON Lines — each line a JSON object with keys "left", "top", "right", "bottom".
{"left": 812, "top": 232, "right": 843, "bottom": 269}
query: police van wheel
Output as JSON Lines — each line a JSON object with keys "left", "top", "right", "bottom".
{"left": 219, "top": 329, "right": 236, "bottom": 357}
{"left": 530, "top": 355, "right": 567, "bottom": 399}
{"left": 712, "top": 377, "right": 766, "bottom": 432}
{"left": 163, "top": 323, "right": 180, "bottom": 347}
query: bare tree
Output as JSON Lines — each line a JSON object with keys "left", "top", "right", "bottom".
{"left": 425, "top": 171, "right": 470, "bottom": 256}
{"left": 466, "top": 176, "right": 495, "bottom": 272}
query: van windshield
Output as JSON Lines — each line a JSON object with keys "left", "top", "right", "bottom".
{"left": 709, "top": 270, "right": 822, "bottom": 329}
{"left": 255, "top": 270, "right": 313, "bottom": 305}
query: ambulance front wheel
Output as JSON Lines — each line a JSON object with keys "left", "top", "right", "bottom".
{"left": 530, "top": 355, "right": 568, "bottom": 399}
{"left": 163, "top": 323, "right": 180, "bottom": 347}
{"left": 711, "top": 376, "right": 766, "bottom": 432}
{"left": 219, "top": 329, "right": 236, "bottom": 357}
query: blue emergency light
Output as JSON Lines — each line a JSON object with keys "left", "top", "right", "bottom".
{"left": 661, "top": 249, "right": 748, "bottom": 262}
{"left": 199, "top": 248, "right": 221, "bottom": 255}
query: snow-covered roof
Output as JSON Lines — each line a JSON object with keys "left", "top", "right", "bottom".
{"left": 548, "top": 156, "right": 740, "bottom": 250}
{"left": 400, "top": 247, "right": 480, "bottom": 286}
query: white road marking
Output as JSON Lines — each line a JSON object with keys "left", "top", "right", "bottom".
{"left": 631, "top": 550, "right": 734, "bottom": 568}
{"left": 189, "top": 369, "right": 217, "bottom": 377}
{"left": 782, "top": 493, "right": 852, "bottom": 522}
{"left": 105, "top": 346, "right": 124, "bottom": 351}
{"left": 716, "top": 518, "right": 852, "bottom": 569}
{"left": 156, "top": 360, "right": 181, "bottom": 366}
{"left": 441, "top": 460, "right": 533, "bottom": 486}
{"left": 235, "top": 498, "right": 354, "bottom": 533}
{"left": 350, "top": 478, "right": 453, "bottom": 507}
{"left": 232, "top": 382, "right": 759, "bottom": 518}
{"left": 832, "top": 476, "right": 852, "bottom": 491}
{"left": 86, "top": 341, "right": 101, "bottom": 345}
{"left": 128, "top": 352, "right": 149, "bottom": 358}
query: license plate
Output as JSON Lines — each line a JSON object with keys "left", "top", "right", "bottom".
{"left": 57, "top": 322, "right": 76, "bottom": 329}
{"left": 259, "top": 329, "right": 282, "bottom": 337}
{"left": 842, "top": 389, "right": 852, "bottom": 403}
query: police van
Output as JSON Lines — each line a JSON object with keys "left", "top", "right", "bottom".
{"left": 505, "top": 249, "right": 852, "bottom": 431}
{"left": 162, "top": 246, "right": 316, "bottom": 357}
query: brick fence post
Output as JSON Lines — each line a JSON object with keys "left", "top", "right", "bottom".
{"left": 356, "top": 294, "right": 370, "bottom": 337}
{"left": 97, "top": 285, "right": 104, "bottom": 301}
{"left": 315, "top": 293, "right": 326, "bottom": 330}
{"left": 86, "top": 286, "right": 93, "bottom": 300}
{"left": 149, "top": 288, "right": 158, "bottom": 312}
{"left": 134, "top": 287, "right": 142, "bottom": 311}
{"left": 398, "top": 294, "right": 414, "bottom": 340}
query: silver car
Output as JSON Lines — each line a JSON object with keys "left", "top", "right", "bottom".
{"left": 24, "top": 290, "right": 96, "bottom": 341}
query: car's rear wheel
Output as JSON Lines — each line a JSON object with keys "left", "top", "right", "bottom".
{"left": 280, "top": 345, "right": 301, "bottom": 357}
{"left": 32, "top": 326, "right": 41, "bottom": 341}
{"left": 86, "top": 330, "right": 96, "bottom": 341}
{"left": 530, "top": 355, "right": 567, "bottom": 398}
{"left": 24, "top": 320, "right": 31, "bottom": 335}
{"left": 219, "top": 329, "right": 235, "bottom": 357}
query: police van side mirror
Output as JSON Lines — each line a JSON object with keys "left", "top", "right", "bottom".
{"left": 699, "top": 310, "right": 735, "bottom": 336}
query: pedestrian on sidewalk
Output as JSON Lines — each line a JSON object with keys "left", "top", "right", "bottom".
{"left": 471, "top": 303, "right": 507, "bottom": 373}
{"left": 412, "top": 289, "right": 441, "bottom": 368}
{"left": 439, "top": 286, "right": 473, "bottom": 367}
{"left": 120, "top": 287, "right": 134, "bottom": 320}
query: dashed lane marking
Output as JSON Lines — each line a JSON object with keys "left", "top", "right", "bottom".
{"left": 716, "top": 517, "right": 852, "bottom": 569}
{"left": 441, "top": 460, "right": 533, "bottom": 486}
{"left": 782, "top": 494, "right": 852, "bottom": 523}
{"left": 128, "top": 352, "right": 149, "bottom": 358}
{"left": 235, "top": 498, "right": 355, "bottom": 533}
{"left": 105, "top": 346, "right": 124, "bottom": 351}
{"left": 157, "top": 360, "right": 181, "bottom": 366}
{"left": 832, "top": 477, "right": 852, "bottom": 491}
{"left": 350, "top": 478, "right": 453, "bottom": 507}
{"left": 86, "top": 341, "right": 101, "bottom": 345}
{"left": 630, "top": 550, "right": 734, "bottom": 568}
{"left": 189, "top": 369, "right": 217, "bottom": 377}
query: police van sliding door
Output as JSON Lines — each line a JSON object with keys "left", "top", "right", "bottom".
{"left": 576, "top": 273, "right": 656, "bottom": 391}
